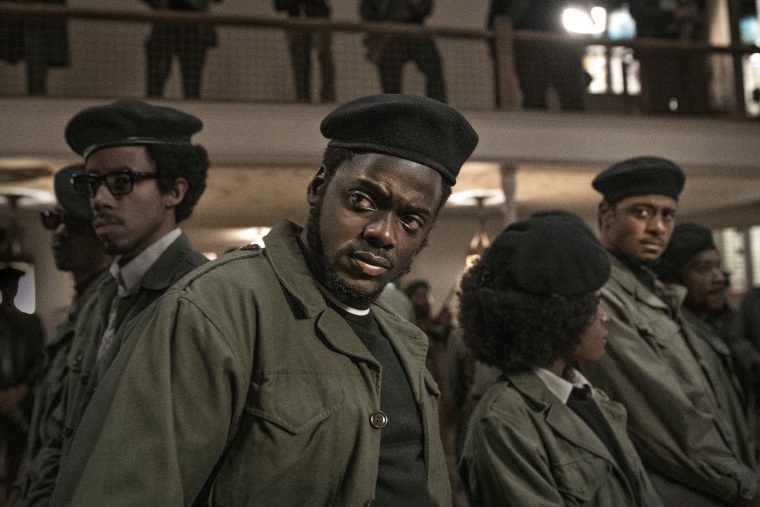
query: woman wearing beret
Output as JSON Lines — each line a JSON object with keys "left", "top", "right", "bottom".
{"left": 458, "top": 213, "right": 662, "bottom": 506}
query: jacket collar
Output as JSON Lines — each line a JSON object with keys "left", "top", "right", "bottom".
{"left": 133, "top": 233, "right": 199, "bottom": 292}
{"left": 505, "top": 370, "right": 615, "bottom": 463}
{"left": 263, "top": 220, "right": 428, "bottom": 367}
{"left": 608, "top": 254, "right": 685, "bottom": 313}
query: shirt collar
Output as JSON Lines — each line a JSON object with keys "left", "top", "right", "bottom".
{"left": 316, "top": 281, "right": 371, "bottom": 316}
{"left": 534, "top": 367, "right": 592, "bottom": 405}
{"left": 110, "top": 228, "right": 182, "bottom": 292}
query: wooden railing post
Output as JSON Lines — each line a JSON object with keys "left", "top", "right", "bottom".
{"left": 727, "top": 0, "right": 747, "bottom": 116}
{"left": 491, "top": 16, "right": 520, "bottom": 111}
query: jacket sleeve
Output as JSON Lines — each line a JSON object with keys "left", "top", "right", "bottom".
{"left": 50, "top": 292, "right": 253, "bottom": 507}
{"left": 460, "top": 408, "right": 564, "bottom": 506}
{"left": 581, "top": 290, "right": 757, "bottom": 504}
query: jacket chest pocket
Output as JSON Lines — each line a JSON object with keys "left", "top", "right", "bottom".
{"left": 248, "top": 371, "right": 346, "bottom": 433}
{"left": 210, "top": 373, "right": 352, "bottom": 505}
{"left": 553, "top": 453, "right": 612, "bottom": 504}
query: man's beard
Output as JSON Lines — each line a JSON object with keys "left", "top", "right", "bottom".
{"left": 304, "top": 198, "right": 386, "bottom": 309}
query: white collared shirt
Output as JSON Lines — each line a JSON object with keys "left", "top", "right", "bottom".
{"left": 534, "top": 367, "right": 593, "bottom": 405}
{"left": 97, "top": 228, "right": 182, "bottom": 359}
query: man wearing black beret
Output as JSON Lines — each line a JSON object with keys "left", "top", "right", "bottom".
{"left": 657, "top": 224, "right": 758, "bottom": 470}
{"left": 50, "top": 94, "right": 478, "bottom": 506}
{"left": 10, "top": 164, "right": 112, "bottom": 505}
{"left": 458, "top": 213, "right": 662, "bottom": 506}
{"left": 23, "top": 100, "right": 210, "bottom": 506}
{"left": 580, "top": 157, "right": 758, "bottom": 505}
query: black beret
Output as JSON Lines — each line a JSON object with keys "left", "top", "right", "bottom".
{"left": 320, "top": 94, "right": 478, "bottom": 185}
{"left": 55, "top": 164, "right": 92, "bottom": 221}
{"left": 592, "top": 156, "right": 685, "bottom": 204}
{"left": 478, "top": 213, "right": 611, "bottom": 296}
{"left": 656, "top": 223, "right": 716, "bottom": 280}
{"left": 65, "top": 100, "right": 203, "bottom": 158}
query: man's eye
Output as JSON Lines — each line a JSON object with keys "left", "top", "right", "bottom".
{"left": 632, "top": 208, "right": 649, "bottom": 218}
{"left": 349, "top": 193, "right": 372, "bottom": 208}
{"left": 401, "top": 215, "right": 423, "bottom": 232}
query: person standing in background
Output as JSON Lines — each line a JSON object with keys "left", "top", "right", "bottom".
{"left": 627, "top": 0, "right": 710, "bottom": 114}
{"left": 8, "top": 164, "right": 112, "bottom": 507}
{"left": 0, "top": 0, "right": 69, "bottom": 95}
{"left": 274, "top": 0, "right": 336, "bottom": 103}
{"left": 360, "top": 0, "right": 447, "bottom": 102}
{"left": 487, "top": 0, "right": 587, "bottom": 110}
{"left": 143, "top": 0, "right": 223, "bottom": 99}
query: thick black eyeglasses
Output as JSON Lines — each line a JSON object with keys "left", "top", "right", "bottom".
{"left": 71, "top": 170, "right": 158, "bottom": 198}
{"left": 40, "top": 210, "right": 92, "bottom": 232}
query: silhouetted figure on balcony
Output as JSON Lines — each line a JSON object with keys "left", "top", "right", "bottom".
{"left": 488, "top": 0, "right": 586, "bottom": 110}
{"left": 360, "top": 0, "right": 446, "bottom": 103}
{"left": 274, "top": 0, "right": 336, "bottom": 103}
{"left": 0, "top": 0, "right": 69, "bottom": 95}
{"left": 143, "top": 0, "right": 222, "bottom": 99}
{"left": 628, "top": 0, "right": 710, "bottom": 114}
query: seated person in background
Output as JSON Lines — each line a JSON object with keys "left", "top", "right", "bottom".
{"left": 459, "top": 212, "right": 662, "bottom": 506}
{"left": 656, "top": 223, "right": 757, "bottom": 469}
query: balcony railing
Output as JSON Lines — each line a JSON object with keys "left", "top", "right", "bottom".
{"left": 1, "top": 3, "right": 758, "bottom": 118}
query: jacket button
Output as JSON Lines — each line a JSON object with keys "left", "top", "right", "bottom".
{"left": 80, "top": 373, "right": 90, "bottom": 384}
{"left": 369, "top": 411, "right": 387, "bottom": 429}
{"left": 364, "top": 500, "right": 375, "bottom": 507}
{"left": 63, "top": 426, "right": 73, "bottom": 437}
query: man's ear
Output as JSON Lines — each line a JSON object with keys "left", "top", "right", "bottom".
{"left": 163, "top": 177, "right": 188, "bottom": 209}
{"left": 307, "top": 165, "right": 327, "bottom": 206}
{"left": 598, "top": 200, "right": 613, "bottom": 230}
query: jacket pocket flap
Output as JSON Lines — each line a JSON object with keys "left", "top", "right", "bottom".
{"left": 247, "top": 372, "right": 345, "bottom": 434}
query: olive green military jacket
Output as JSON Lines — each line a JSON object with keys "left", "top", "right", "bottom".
{"left": 681, "top": 308, "right": 756, "bottom": 473}
{"left": 24, "top": 233, "right": 207, "bottom": 507}
{"left": 50, "top": 220, "right": 450, "bottom": 507}
{"left": 580, "top": 256, "right": 758, "bottom": 505}
{"left": 459, "top": 369, "right": 662, "bottom": 507}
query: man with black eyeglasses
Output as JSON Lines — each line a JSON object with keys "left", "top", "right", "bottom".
{"left": 17, "top": 100, "right": 209, "bottom": 506}
{"left": 9, "top": 164, "right": 111, "bottom": 506}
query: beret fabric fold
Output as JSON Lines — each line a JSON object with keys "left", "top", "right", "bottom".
{"left": 656, "top": 223, "right": 716, "bottom": 280}
{"left": 65, "top": 100, "right": 203, "bottom": 158}
{"left": 320, "top": 94, "right": 478, "bottom": 185}
{"left": 478, "top": 212, "right": 611, "bottom": 296}
{"left": 54, "top": 164, "right": 92, "bottom": 221}
{"left": 592, "top": 156, "right": 685, "bottom": 203}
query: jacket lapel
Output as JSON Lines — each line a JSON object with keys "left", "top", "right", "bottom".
{"left": 508, "top": 371, "right": 616, "bottom": 464}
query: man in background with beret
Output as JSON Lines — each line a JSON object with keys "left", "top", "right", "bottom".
{"left": 580, "top": 157, "right": 758, "bottom": 506}
{"left": 9, "top": 164, "right": 112, "bottom": 506}
{"left": 657, "top": 224, "right": 759, "bottom": 471}
{"left": 22, "top": 100, "right": 210, "bottom": 506}
{"left": 49, "top": 93, "right": 478, "bottom": 506}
